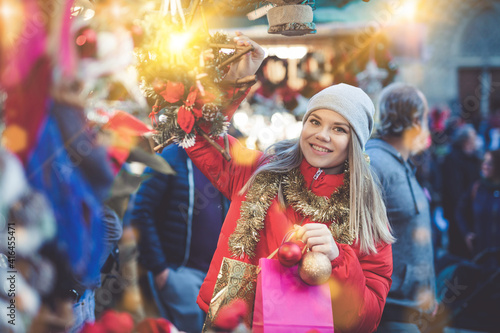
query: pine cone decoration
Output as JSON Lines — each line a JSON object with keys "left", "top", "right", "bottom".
{"left": 202, "top": 103, "right": 220, "bottom": 121}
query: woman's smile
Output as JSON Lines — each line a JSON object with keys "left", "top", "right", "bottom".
{"left": 310, "top": 144, "right": 333, "bottom": 154}
{"left": 300, "top": 109, "right": 351, "bottom": 174}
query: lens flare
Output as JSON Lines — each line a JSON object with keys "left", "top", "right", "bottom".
{"left": 0, "top": 0, "right": 24, "bottom": 48}
{"left": 169, "top": 32, "right": 192, "bottom": 53}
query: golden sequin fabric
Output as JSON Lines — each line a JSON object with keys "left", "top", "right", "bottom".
{"left": 228, "top": 167, "right": 355, "bottom": 259}
{"left": 203, "top": 258, "right": 259, "bottom": 331}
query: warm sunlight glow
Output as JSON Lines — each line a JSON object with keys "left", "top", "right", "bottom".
{"left": 0, "top": 0, "right": 24, "bottom": 47}
{"left": 0, "top": 1, "right": 15, "bottom": 17}
{"left": 395, "top": 0, "right": 418, "bottom": 21}
{"left": 169, "top": 32, "right": 191, "bottom": 53}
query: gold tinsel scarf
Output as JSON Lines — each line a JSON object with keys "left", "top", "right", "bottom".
{"left": 228, "top": 167, "right": 354, "bottom": 259}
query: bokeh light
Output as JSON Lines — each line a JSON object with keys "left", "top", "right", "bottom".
{"left": 0, "top": 0, "right": 24, "bottom": 48}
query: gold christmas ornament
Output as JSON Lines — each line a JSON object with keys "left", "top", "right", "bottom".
{"left": 298, "top": 252, "right": 332, "bottom": 285}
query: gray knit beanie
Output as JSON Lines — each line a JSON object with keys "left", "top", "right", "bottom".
{"left": 303, "top": 83, "right": 375, "bottom": 150}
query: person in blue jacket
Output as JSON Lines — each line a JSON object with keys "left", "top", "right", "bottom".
{"left": 367, "top": 83, "right": 436, "bottom": 332}
{"left": 456, "top": 149, "right": 500, "bottom": 258}
{"left": 131, "top": 144, "right": 229, "bottom": 333}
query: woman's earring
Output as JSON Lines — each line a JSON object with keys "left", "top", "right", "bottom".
{"left": 344, "top": 159, "right": 350, "bottom": 173}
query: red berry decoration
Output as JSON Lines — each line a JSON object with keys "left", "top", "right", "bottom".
{"left": 278, "top": 241, "right": 303, "bottom": 267}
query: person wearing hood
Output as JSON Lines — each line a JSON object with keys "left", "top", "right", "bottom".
{"left": 185, "top": 36, "right": 395, "bottom": 333}
{"left": 366, "top": 83, "right": 436, "bottom": 332}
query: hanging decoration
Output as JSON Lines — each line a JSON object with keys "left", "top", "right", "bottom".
{"left": 135, "top": 0, "right": 257, "bottom": 158}
{"left": 278, "top": 241, "right": 303, "bottom": 267}
{"left": 266, "top": 0, "right": 316, "bottom": 36}
{"left": 298, "top": 251, "right": 332, "bottom": 285}
{"left": 201, "top": 0, "right": 317, "bottom": 36}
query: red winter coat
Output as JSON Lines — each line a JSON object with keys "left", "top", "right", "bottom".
{"left": 186, "top": 134, "right": 393, "bottom": 332}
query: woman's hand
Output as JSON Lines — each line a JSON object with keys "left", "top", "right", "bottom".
{"left": 295, "top": 223, "right": 339, "bottom": 261}
{"left": 223, "top": 32, "right": 266, "bottom": 82}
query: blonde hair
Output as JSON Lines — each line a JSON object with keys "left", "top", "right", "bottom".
{"left": 348, "top": 134, "right": 395, "bottom": 253}
{"left": 240, "top": 133, "right": 394, "bottom": 254}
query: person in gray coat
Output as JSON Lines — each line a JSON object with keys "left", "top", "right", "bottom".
{"left": 367, "top": 83, "right": 436, "bottom": 333}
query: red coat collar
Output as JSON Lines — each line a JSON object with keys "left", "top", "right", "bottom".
{"left": 299, "top": 159, "right": 345, "bottom": 197}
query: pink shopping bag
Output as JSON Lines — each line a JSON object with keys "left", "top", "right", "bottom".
{"left": 252, "top": 258, "right": 334, "bottom": 332}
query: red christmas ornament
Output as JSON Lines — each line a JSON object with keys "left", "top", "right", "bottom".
{"left": 293, "top": 239, "right": 306, "bottom": 251}
{"left": 278, "top": 241, "right": 303, "bottom": 267}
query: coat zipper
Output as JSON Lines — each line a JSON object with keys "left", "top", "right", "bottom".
{"left": 310, "top": 168, "right": 323, "bottom": 190}
{"left": 313, "top": 168, "right": 323, "bottom": 180}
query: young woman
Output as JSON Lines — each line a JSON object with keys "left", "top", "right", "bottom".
{"left": 185, "top": 36, "right": 394, "bottom": 333}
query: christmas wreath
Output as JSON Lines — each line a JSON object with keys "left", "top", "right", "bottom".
{"left": 135, "top": 7, "right": 256, "bottom": 156}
